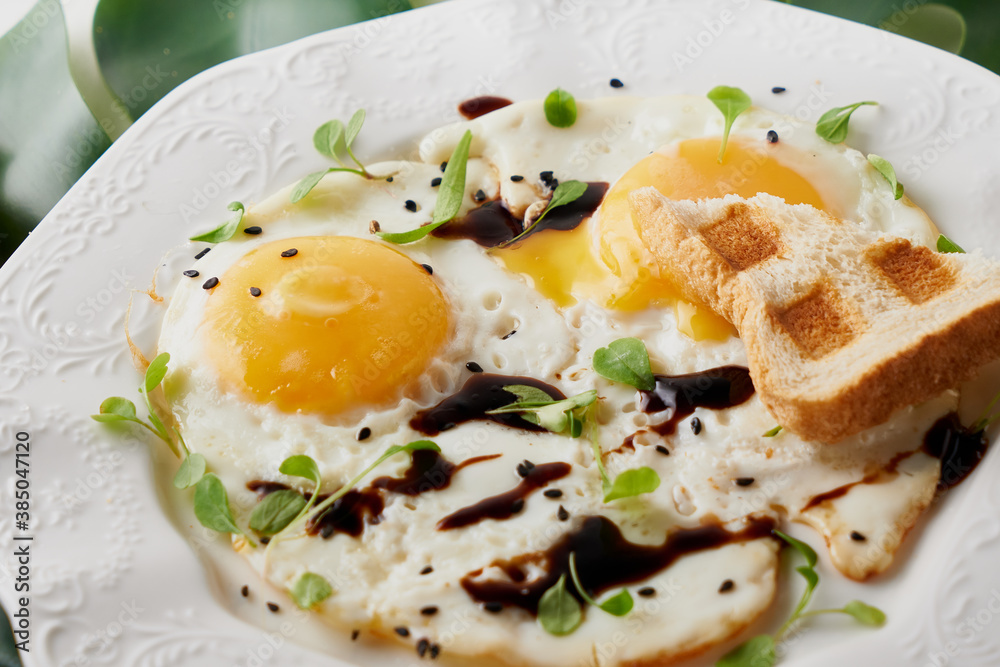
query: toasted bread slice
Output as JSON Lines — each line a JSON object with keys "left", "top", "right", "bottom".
{"left": 630, "top": 188, "right": 1000, "bottom": 443}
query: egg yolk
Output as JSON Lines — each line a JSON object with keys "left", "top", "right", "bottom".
{"left": 497, "top": 136, "right": 830, "bottom": 341}
{"left": 201, "top": 236, "right": 449, "bottom": 418}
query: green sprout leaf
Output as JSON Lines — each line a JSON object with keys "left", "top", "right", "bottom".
{"left": 544, "top": 88, "right": 578, "bottom": 128}
{"left": 487, "top": 388, "right": 597, "bottom": 437}
{"left": 313, "top": 120, "right": 345, "bottom": 160}
{"left": 502, "top": 179, "right": 588, "bottom": 247}
{"left": 707, "top": 85, "right": 752, "bottom": 163}
{"left": 249, "top": 489, "right": 308, "bottom": 535}
{"left": 866, "top": 154, "right": 903, "bottom": 200}
{"left": 763, "top": 425, "right": 783, "bottom": 437}
{"left": 568, "top": 552, "right": 633, "bottom": 617}
{"left": 290, "top": 572, "right": 333, "bottom": 610}
{"left": 378, "top": 130, "right": 473, "bottom": 244}
{"left": 841, "top": 600, "right": 887, "bottom": 627}
{"left": 345, "top": 109, "right": 365, "bottom": 149}
{"left": 815, "top": 101, "right": 878, "bottom": 143}
{"left": 188, "top": 201, "right": 246, "bottom": 243}
{"left": 280, "top": 454, "right": 322, "bottom": 486}
{"left": 173, "top": 452, "right": 207, "bottom": 489}
{"left": 773, "top": 530, "right": 818, "bottom": 568}
{"left": 593, "top": 337, "right": 655, "bottom": 391}
{"left": 716, "top": 634, "right": 776, "bottom": 667}
{"left": 144, "top": 352, "right": 171, "bottom": 393}
{"left": 538, "top": 574, "right": 582, "bottom": 636}
{"left": 91, "top": 397, "right": 138, "bottom": 423}
{"left": 194, "top": 473, "right": 253, "bottom": 544}
{"left": 937, "top": 234, "right": 965, "bottom": 254}
{"left": 603, "top": 466, "right": 661, "bottom": 502}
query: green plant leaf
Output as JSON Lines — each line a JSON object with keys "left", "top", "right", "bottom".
{"left": 378, "top": 130, "right": 473, "bottom": 244}
{"left": 173, "top": 452, "right": 207, "bottom": 489}
{"left": 279, "top": 454, "right": 321, "bottom": 486}
{"left": 290, "top": 572, "right": 333, "bottom": 610}
{"left": 344, "top": 109, "right": 365, "bottom": 149}
{"left": 603, "top": 467, "right": 661, "bottom": 502}
{"left": 313, "top": 120, "right": 345, "bottom": 159}
{"left": 189, "top": 201, "right": 245, "bottom": 242}
{"left": 593, "top": 337, "right": 655, "bottom": 391}
{"left": 792, "top": 564, "right": 820, "bottom": 616}
{"left": 881, "top": 3, "right": 966, "bottom": 55}
{"left": 249, "top": 489, "right": 307, "bottom": 534}
{"left": 487, "top": 389, "right": 597, "bottom": 436}
{"left": 841, "top": 600, "right": 887, "bottom": 627}
{"left": 544, "top": 88, "right": 578, "bottom": 128}
{"left": 290, "top": 169, "right": 331, "bottom": 203}
{"left": 773, "top": 530, "right": 818, "bottom": 568}
{"left": 707, "top": 85, "right": 752, "bottom": 163}
{"left": 144, "top": 353, "right": 171, "bottom": 393}
{"left": 866, "top": 154, "right": 903, "bottom": 200}
{"left": 538, "top": 574, "right": 582, "bottom": 636}
{"left": 194, "top": 473, "right": 251, "bottom": 543}
{"left": 567, "top": 553, "right": 633, "bottom": 617}
{"left": 937, "top": 234, "right": 965, "bottom": 253}
{"left": 503, "top": 179, "right": 588, "bottom": 246}
{"left": 92, "top": 397, "right": 138, "bottom": 422}
{"left": 763, "top": 425, "right": 783, "bottom": 437}
{"left": 815, "top": 101, "right": 878, "bottom": 143}
{"left": 715, "top": 634, "right": 776, "bottom": 667}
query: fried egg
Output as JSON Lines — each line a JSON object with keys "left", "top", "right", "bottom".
{"left": 155, "top": 95, "right": 957, "bottom": 667}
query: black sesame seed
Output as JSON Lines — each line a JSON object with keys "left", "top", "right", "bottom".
{"left": 610, "top": 78, "right": 624, "bottom": 88}
{"left": 735, "top": 477, "right": 755, "bottom": 487}
{"left": 386, "top": 176, "right": 394, "bottom": 182}
{"left": 430, "top": 644, "right": 440, "bottom": 659}
{"left": 241, "top": 585, "right": 249, "bottom": 597}
{"left": 260, "top": 536, "right": 270, "bottom": 544}
{"left": 511, "top": 498, "right": 525, "bottom": 514}
{"left": 243, "top": 226, "right": 262, "bottom": 235}
{"left": 194, "top": 248, "right": 210, "bottom": 259}
{"left": 357, "top": 427, "right": 372, "bottom": 441}
{"left": 850, "top": 531, "right": 867, "bottom": 542}
{"left": 202, "top": 277, "right": 219, "bottom": 290}
{"left": 183, "top": 269, "right": 199, "bottom": 278}
{"left": 655, "top": 445, "right": 670, "bottom": 456}
{"left": 420, "top": 566, "right": 434, "bottom": 575}
{"left": 280, "top": 248, "right": 298, "bottom": 258}
{"left": 502, "top": 330, "right": 517, "bottom": 340}
{"left": 771, "top": 86, "right": 786, "bottom": 94}
{"left": 638, "top": 587, "right": 655, "bottom": 597}
{"left": 557, "top": 505, "right": 569, "bottom": 521}
{"left": 473, "top": 189, "right": 487, "bottom": 202}
{"left": 394, "top": 627, "right": 410, "bottom": 638}
{"left": 484, "top": 602, "right": 503, "bottom": 613}
{"left": 404, "top": 200, "right": 418, "bottom": 212}
{"left": 543, "top": 489, "right": 563, "bottom": 499}
{"left": 440, "top": 161, "right": 448, "bottom": 172}
{"left": 539, "top": 170, "right": 554, "bottom": 182}
{"left": 767, "top": 130, "right": 779, "bottom": 144}
{"left": 267, "top": 602, "right": 280, "bottom": 612}
{"left": 351, "top": 630, "right": 360, "bottom": 641}
{"left": 249, "top": 287, "right": 261, "bottom": 297}
{"left": 466, "top": 361, "right": 484, "bottom": 373}
{"left": 421, "top": 263, "right": 434, "bottom": 275}
{"left": 516, "top": 460, "right": 535, "bottom": 477}
{"left": 430, "top": 177, "right": 442, "bottom": 187}
{"left": 510, "top": 174, "right": 524, "bottom": 182}
{"left": 690, "top": 417, "right": 702, "bottom": 435}
{"left": 719, "top": 579, "right": 735, "bottom": 593}
{"left": 417, "top": 639, "right": 429, "bottom": 657}
{"left": 420, "top": 606, "right": 439, "bottom": 616}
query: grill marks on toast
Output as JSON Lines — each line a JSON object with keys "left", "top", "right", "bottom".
{"left": 772, "top": 284, "right": 861, "bottom": 359}
{"left": 867, "top": 238, "right": 957, "bottom": 304}
{"left": 700, "top": 202, "right": 783, "bottom": 270}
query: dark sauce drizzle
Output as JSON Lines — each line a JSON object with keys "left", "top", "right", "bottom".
{"left": 431, "top": 181, "right": 608, "bottom": 248}
{"left": 639, "top": 366, "right": 755, "bottom": 435}
{"left": 437, "top": 462, "right": 571, "bottom": 530}
{"left": 923, "top": 412, "right": 988, "bottom": 491}
{"left": 460, "top": 515, "right": 776, "bottom": 614}
{"left": 458, "top": 96, "right": 513, "bottom": 120}
{"left": 410, "top": 373, "right": 565, "bottom": 435}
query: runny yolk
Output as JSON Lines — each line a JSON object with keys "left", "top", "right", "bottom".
{"left": 498, "top": 136, "right": 830, "bottom": 341}
{"left": 201, "top": 236, "right": 449, "bottom": 418}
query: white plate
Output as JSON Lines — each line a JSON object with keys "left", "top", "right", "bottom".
{"left": 3, "top": 0, "right": 1000, "bottom": 665}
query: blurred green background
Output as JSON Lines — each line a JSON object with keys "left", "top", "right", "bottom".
{"left": 0, "top": 0, "right": 993, "bottom": 664}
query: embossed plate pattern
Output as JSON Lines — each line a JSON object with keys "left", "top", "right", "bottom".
{"left": 2, "top": 0, "right": 1000, "bottom": 665}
